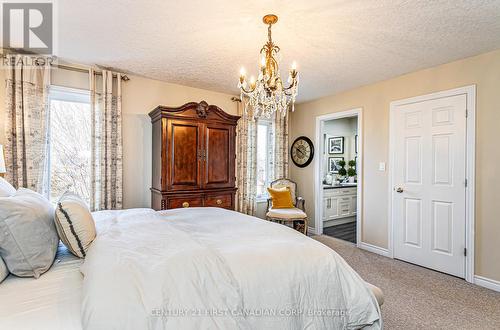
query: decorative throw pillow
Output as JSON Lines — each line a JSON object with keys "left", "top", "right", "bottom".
{"left": 0, "top": 188, "right": 58, "bottom": 278}
{"left": 54, "top": 192, "right": 96, "bottom": 258}
{"left": 0, "top": 256, "right": 8, "bottom": 283}
{"left": 267, "top": 187, "right": 294, "bottom": 209}
{"left": 0, "top": 177, "right": 16, "bottom": 197}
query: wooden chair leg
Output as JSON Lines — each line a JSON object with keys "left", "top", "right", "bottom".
{"left": 292, "top": 219, "right": 308, "bottom": 235}
{"left": 268, "top": 217, "right": 308, "bottom": 235}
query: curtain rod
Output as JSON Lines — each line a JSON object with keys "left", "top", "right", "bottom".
{"left": 0, "top": 52, "right": 130, "bottom": 81}
{"left": 56, "top": 64, "right": 130, "bottom": 81}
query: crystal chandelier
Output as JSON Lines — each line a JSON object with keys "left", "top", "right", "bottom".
{"left": 238, "top": 14, "right": 299, "bottom": 119}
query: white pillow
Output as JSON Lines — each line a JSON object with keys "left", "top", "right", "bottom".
{"left": 54, "top": 192, "right": 96, "bottom": 258}
{"left": 0, "top": 177, "right": 16, "bottom": 197}
{"left": 0, "top": 188, "right": 58, "bottom": 278}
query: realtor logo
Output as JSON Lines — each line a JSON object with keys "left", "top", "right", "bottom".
{"left": 2, "top": 1, "right": 54, "bottom": 54}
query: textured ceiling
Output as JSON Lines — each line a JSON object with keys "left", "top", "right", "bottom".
{"left": 57, "top": 0, "right": 500, "bottom": 102}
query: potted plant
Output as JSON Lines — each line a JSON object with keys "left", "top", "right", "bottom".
{"left": 347, "top": 160, "right": 356, "bottom": 183}
{"left": 337, "top": 160, "right": 347, "bottom": 180}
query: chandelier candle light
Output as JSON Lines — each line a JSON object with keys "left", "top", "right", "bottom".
{"left": 238, "top": 14, "right": 299, "bottom": 118}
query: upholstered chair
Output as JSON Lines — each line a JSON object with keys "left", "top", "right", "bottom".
{"left": 266, "top": 178, "right": 308, "bottom": 234}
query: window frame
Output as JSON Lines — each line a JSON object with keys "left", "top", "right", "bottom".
{"left": 49, "top": 85, "right": 91, "bottom": 104}
{"left": 47, "top": 85, "right": 92, "bottom": 203}
{"left": 256, "top": 119, "right": 273, "bottom": 201}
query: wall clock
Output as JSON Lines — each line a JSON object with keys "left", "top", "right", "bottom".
{"left": 291, "top": 136, "right": 314, "bottom": 168}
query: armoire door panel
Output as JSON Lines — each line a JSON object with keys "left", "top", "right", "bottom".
{"left": 204, "top": 125, "right": 233, "bottom": 188}
{"left": 168, "top": 120, "right": 202, "bottom": 190}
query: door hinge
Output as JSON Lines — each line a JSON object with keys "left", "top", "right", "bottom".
{"left": 465, "top": 109, "right": 468, "bottom": 118}
{"left": 464, "top": 248, "right": 467, "bottom": 257}
{"left": 464, "top": 178, "right": 468, "bottom": 188}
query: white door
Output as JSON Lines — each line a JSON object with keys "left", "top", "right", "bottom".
{"left": 393, "top": 94, "right": 467, "bottom": 278}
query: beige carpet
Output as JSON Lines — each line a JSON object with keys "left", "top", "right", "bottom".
{"left": 313, "top": 235, "right": 500, "bottom": 329}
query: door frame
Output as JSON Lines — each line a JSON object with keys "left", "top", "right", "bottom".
{"left": 388, "top": 85, "right": 476, "bottom": 282}
{"left": 314, "top": 108, "right": 363, "bottom": 245}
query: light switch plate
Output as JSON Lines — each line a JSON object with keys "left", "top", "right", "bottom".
{"left": 379, "top": 162, "right": 386, "bottom": 171}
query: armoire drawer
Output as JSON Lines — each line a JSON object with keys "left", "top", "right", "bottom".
{"left": 167, "top": 196, "right": 203, "bottom": 209}
{"left": 205, "top": 194, "right": 232, "bottom": 208}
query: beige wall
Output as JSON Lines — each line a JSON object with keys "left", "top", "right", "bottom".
{"left": 0, "top": 68, "right": 238, "bottom": 210}
{"left": 290, "top": 49, "right": 500, "bottom": 281}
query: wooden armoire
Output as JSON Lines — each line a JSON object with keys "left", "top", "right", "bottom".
{"left": 149, "top": 101, "right": 240, "bottom": 211}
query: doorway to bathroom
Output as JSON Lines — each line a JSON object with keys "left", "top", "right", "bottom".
{"left": 314, "top": 109, "right": 362, "bottom": 244}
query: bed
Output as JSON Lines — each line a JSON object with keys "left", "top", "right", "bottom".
{"left": 0, "top": 207, "right": 382, "bottom": 329}
{"left": 0, "top": 210, "right": 123, "bottom": 330}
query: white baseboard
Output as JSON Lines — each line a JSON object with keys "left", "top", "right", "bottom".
{"left": 358, "top": 242, "right": 390, "bottom": 257}
{"left": 307, "top": 226, "right": 317, "bottom": 235}
{"left": 474, "top": 275, "right": 500, "bottom": 292}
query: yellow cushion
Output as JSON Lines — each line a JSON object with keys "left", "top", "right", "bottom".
{"left": 267, "top": 187, "right": 294, "bottom": 209}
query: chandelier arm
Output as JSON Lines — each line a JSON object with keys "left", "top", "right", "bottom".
{"left": 283, "top": 80, "right": 298, "bottom": 91}
{"left": 239, "top": 86, "right": 256, "bottom": 94}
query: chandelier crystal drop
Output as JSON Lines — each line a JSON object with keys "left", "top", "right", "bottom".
{"left": 238, "top": 14, "right": 299, "bottom": 119}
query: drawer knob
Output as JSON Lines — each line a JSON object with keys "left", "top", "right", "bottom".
{"left": 182, "top": 202, "right": 190, "bottom": 208}
{"left": 216, "top": 199, "right": 223, "bottom": 205}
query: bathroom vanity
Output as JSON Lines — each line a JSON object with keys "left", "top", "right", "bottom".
{"left": 323, "top": 184, "right": 357, "bottom": 224}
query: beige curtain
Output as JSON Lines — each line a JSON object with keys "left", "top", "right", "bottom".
{"left": 89, "top": 69, "right": 123, "bottom": 210}
{"left": 4, "top": 55, "right": 51, "bottom": 195}
{"left": 235, "top": 101, "right": 257, "bottom": 215}
{"left": 271, "top": 110, "right": 289, "bottom": 180}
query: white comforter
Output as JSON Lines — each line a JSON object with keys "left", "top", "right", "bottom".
{"left": 81, "top": 207, "right": 381, "bottom": 329}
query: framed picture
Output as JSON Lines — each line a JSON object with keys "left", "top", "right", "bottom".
{"left": 328, "top": 137, "right": 344, "bottom": 154}
{"left": 355, "top": 135, "right": 358, "bottom": 154}
{"left": 328, "top": 157, "right": 344, "bottom": 173}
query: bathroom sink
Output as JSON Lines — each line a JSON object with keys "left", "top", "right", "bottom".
{"left": 323, "top": 183, "right": 357, "bottom": 189}
{"left": 339, "top": 183, "right": 357, "bottom": 187}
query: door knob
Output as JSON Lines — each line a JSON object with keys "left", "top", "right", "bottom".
{"left": 395, "top": 187, "right": 404, "bottom": 193}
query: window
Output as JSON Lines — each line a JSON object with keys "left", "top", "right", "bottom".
{"left": 48, "top": 86, "right": 92, "bottom": 204}
{"left": 256, "top": 120, "right": 273, "bottom": 199}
